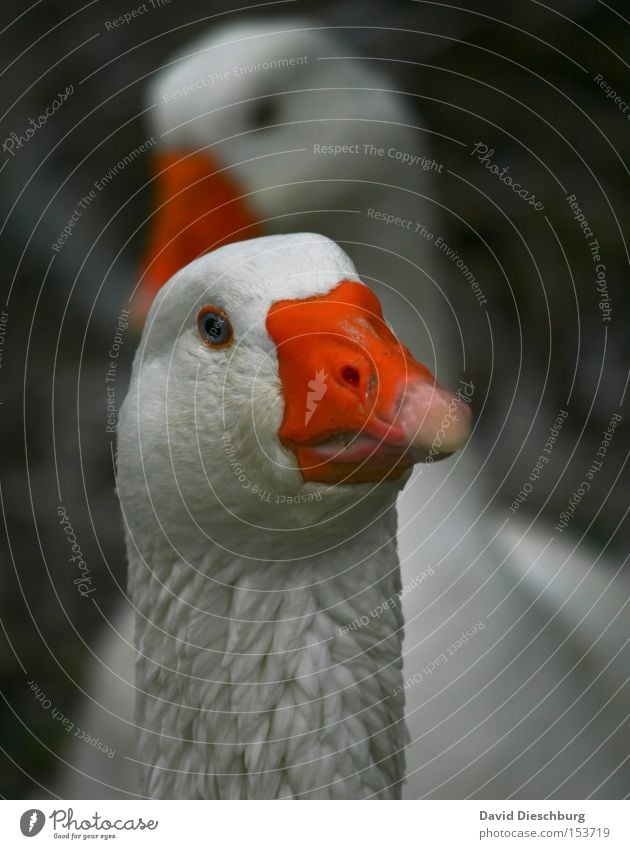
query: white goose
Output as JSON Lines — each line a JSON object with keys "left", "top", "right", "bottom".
{"left": 58, "top": 18, "right": 630, "bottom": 799}
{"left": 119, "top": 232, "right": 470, "bottom": 799}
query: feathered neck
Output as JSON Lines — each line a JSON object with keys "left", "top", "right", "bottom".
{"left": 130, "top": 498, "right": 410, "bottom": 799}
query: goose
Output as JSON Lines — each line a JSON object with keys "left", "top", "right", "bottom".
{"left": 119, "top": 231, "right": 471, "bottom": 798}
{"left": 58, "top": 18, "right": 630, "bottom": 800}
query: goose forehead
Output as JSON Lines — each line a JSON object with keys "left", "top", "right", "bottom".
{"left": 147, "top": 233, "right": 359, "bottom": 336}
{"left": 150, "top": 20, "right": 330, "bottom": 106}
{"left": 149, "top": 20, "right": 360, "bottom": 140}
{"left": 154, "top": 19, "right": 330, "bottom": 88}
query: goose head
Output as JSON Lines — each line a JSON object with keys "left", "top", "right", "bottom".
{"left": 119, "top": 233, "right": 470, "bottom": 557}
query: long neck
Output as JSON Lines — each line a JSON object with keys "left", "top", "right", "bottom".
{"left": 131, "top": 507, "right": 409, "bottom": 799}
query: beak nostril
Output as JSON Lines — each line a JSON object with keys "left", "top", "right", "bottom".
{"left": 341, "top": 365, "right": 361, "bottom": 387}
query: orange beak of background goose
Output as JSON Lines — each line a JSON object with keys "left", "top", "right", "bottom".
{"left": 267, "top": 280, "right": 472, "bottom": 485}
{"left": 135, "top": 151, "right": 261, "bottom": 326}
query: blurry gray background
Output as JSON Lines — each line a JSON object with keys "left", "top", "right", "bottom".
{"left": 0, "top": 0, "right": 628, "bottom": 798}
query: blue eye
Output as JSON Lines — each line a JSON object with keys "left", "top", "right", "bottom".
{"left": 197, "top": 306, "right": 233, "bottom": 348}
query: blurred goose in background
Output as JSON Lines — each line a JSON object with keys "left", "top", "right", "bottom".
{"left": 58, "top": 17, "right": 630, "bottom": 799}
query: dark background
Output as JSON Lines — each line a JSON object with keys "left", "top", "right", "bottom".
{"left": 0, "top": 0, "right": 628, "bottom": 798}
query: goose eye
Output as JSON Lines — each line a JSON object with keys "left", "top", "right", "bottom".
{"left": 197, "top": 305, "right": 233, "bottom": 348}
{"left": 251, "top": 98, "right": 276, "bottom": 129}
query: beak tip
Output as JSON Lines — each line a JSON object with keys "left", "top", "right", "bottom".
{"left": 403, "top": 385, "right": 473, "bottom": 461}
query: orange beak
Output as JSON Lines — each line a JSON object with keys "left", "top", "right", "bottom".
{"left": 133, "top": 150, "right": 261, "bottom": 326}
{"left": 266, "top": 280, "right": 472, "bottom": 484}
